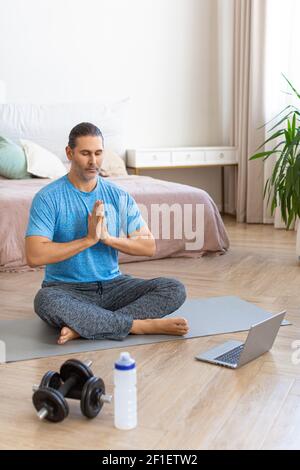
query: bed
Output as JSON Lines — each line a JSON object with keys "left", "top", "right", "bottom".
{"left": 0, "top": 173, "right": 229, "bottom": 271}
{"left": 0, "top": 100, "right": 229, "bottom": 272}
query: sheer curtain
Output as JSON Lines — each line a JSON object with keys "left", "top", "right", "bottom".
{"left": 264, "top": 0, "right": 300, "bottom": 228}
{"left": 233, "top": 0, "right": 300, "bottom": 225}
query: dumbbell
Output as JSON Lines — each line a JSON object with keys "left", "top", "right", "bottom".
{"left": 32, "top": 359, "right": 112, "bottom": 422}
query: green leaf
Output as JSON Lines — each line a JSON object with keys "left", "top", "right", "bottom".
{"left": 258, "top": 105, "right": 293, "bottom": 129}
{"left": 282, "top": 73, "right": 300, "bottom": 100}
{"left": 268, "top": 108, "right": 299, "bottom": 132}
{"left": 292, "top": 112, "right": 296, "bottom": 135}
{"left": 255, "top": 129, "right": 285, "bottom": 151}
{"left": 249, "top": 151, "right": 279, "bottom": 160}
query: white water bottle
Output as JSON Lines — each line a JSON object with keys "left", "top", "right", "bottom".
{"left": 114, "top": 351, "right": 137, "bottom": 430}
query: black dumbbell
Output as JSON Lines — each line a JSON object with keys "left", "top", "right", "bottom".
{"left": 32, "top": 359, "right": 111, "bottom": 422}
{"left": 81, "top": 376, "right": 111, "bottom": 419}
{"left": 32, "top": 359, "right": 94, "bottom": 422}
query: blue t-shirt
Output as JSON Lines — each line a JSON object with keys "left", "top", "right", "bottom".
{"left": 25, "top": 175, "right": 145, "bottom": 282}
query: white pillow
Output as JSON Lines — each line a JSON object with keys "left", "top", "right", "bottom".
{"left": 20, "top": 139, "right": 67, "bottom": 179}
{"left": 100, "top": 148, "right": 128, "bottom": 177}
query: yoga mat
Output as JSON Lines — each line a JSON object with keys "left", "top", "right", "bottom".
{"left": 0, "top": 296, "right": 290, "bottom": 363}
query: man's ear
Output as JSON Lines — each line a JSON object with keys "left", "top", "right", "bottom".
{"left": 65, "top": 146, "right": 73, "bottom": 161}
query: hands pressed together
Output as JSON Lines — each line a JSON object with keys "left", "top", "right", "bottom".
{"left": 86, "top": 199, "right": 156, "bottom": 257}
{"left": 87, "top": 200, "right": 110, "bottom": 246}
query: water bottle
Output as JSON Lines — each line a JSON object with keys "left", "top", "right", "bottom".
{"left": 114, "top": 351, "right": 137, "bottom": 430}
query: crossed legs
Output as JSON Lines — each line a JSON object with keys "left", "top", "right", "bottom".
{"left": 34, "top": 275, "right": 188, "bottom": 344}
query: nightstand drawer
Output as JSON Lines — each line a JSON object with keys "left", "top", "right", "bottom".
{"left": 205, "top": 149, "right": 237, "bottom": 164}
{"left": 172, "top": 150, "right": 205, "bottom": 165}
{"left": 127, "top": 150, "right": 172, "bottom": 167}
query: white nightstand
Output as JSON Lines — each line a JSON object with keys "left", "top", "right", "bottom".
{"left": 126, "top": 147, "right": 238, "bottom": 213}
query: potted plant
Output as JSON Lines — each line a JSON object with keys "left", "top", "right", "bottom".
{"left": 250, "top": 75, "right": 300, "bottom": 257}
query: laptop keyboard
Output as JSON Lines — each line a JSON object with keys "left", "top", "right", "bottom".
{"left": 215, "top": 344, "right": 244, "bottom": 365}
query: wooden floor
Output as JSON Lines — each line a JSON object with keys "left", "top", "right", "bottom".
{"left": 1, "top": 216, "right": 300, "bottom": 450}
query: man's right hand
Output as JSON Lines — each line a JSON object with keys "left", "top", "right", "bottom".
{"left": 86, "top": 200, "right": 104, "bottom": 246}
{"left": 25, "top": 199, "right": 106, "bottom": 267}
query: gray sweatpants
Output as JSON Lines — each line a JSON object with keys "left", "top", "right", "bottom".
{"left": 34, "top": 274, "right": 186, "bottom": 340}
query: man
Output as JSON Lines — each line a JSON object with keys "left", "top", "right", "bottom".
{"left": 25, "top": 122, "right": 189, "bottom": 344}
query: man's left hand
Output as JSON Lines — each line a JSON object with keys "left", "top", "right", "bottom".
{"left": 96, "top": 202, "right": 111, "bottom": 245}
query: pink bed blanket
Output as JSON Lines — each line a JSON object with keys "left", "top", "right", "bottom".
{"left": 0, "top": 175, "right": 229, "bottom": 272}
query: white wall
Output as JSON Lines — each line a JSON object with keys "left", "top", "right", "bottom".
{"left": 0, "top": 0, "right": 234, "bottom": 206}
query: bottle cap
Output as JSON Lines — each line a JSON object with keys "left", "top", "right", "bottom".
{"left": 115, "top": 351, "right": 136, "bottom": 371}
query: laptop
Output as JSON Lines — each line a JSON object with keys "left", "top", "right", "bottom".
{"left": 195, "top": 310, "right": 286, "bottom": 369}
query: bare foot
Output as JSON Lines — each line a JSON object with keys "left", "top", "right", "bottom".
{"left": 130, "top": 317, "right": 189, "bottom": 336}
{"left": 58, "top": 326, "right": 80, "bottom": 345}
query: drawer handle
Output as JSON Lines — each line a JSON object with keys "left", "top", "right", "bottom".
{"left": 219, "top": 153, "right": 224, "bottom": 159}
{"left": 152, "top": 154, "right": 158, "bottom": 160}
{"left": 186, "top": 154, "right": 191, "bottom": 159}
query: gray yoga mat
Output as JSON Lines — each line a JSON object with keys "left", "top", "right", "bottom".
{"left": 0, "top": 296, "right": 290, "bottom": 363}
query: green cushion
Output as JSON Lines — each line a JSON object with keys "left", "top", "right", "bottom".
{"left": 0, "top": 136, "right": 31, "bottom": 179}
